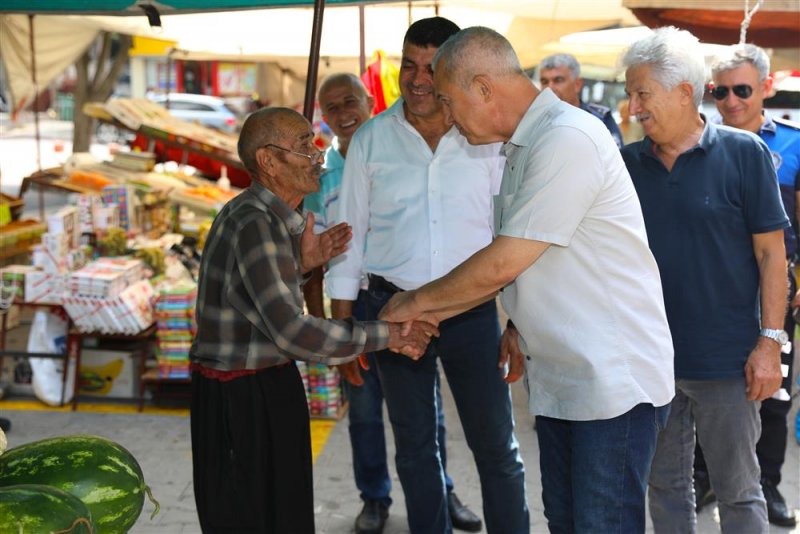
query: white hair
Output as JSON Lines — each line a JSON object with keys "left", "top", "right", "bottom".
{"left": 622, "top": 27, "right": 707, "bottom": 107}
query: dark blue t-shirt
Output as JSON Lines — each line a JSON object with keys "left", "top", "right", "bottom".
{"left": 622, "top": 120, "right": 789, "bottom": 379}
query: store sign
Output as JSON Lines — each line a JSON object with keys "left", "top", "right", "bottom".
{"left": 217, "top": 63, "right": 256, "bottom": 96}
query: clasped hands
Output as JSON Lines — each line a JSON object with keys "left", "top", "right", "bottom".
{"left": 337, "top": 318, "right": 438, "bottom": 387}
{"left": 379, "top": 290, "right": 526, "bottom": 385}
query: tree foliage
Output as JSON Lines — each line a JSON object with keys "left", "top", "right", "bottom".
{"left": 72, "top": 32, "right": 131, "bottom": 152}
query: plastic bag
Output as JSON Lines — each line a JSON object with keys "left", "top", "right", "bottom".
{"left": 27, "top": 310, "right": 73, "bottom": 406}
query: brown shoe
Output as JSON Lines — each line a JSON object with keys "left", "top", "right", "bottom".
{"left": 448, "top": 492, "right": 482, "bottom": 532}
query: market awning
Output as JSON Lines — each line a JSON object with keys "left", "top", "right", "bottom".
{"left": 0, "top": 0, "right": 399, "bottom": 15}
{"left": 622, "top": 0, "right": 800, "bottom": 47}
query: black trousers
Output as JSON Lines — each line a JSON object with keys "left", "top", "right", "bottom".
{"left": 191, "top": 363, "right": 314, "bottom": 533}
{"left": 696, "top": 268, "right": 796, "bottom": 484}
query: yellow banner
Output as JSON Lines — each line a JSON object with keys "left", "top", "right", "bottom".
{"left": 129, "top": 35, "right": 177, "bottom": 57}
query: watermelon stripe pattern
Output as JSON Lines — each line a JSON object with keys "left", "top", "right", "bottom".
{"left": 0, "top": 435, "right": 157, "bottom": 533}
{"left": 0, "top": 483, "right": 95, "bottom": 534}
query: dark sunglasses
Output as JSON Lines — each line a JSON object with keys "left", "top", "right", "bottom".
{"left": 708, "top": 84, "right": 753, "bottom": 100}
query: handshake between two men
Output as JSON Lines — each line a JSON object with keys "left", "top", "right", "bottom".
{"left": 304, "top": 217, "right": 523, "bottom": 384}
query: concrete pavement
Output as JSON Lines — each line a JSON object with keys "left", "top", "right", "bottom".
{"left": 1, "top": 372, "right": 797, "bottom": 533}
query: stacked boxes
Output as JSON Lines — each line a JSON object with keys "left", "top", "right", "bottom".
{"left": 153, "top": 284, "right": 197, "bottom": 378}
{"left": 61, "top": 257, "right": 153, "bottom": 334}
{"left": 305, "top": 363, "right": 342, "bottom": 418}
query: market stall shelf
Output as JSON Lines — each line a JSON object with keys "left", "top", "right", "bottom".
{"left": 0, "top": 301, "right": 157, "bottom": 410}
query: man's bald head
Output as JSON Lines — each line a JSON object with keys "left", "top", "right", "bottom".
{"left": 238, "top": 107, "right": 308, "bottom": 176}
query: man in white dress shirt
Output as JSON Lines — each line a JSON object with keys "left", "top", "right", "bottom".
{"left": 327, "top": 17, "right": 529, "bottom": 534}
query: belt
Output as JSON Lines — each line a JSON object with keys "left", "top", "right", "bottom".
{"left": 368, "top": 274, "right": 405, "bottom": 295}
{"left": 190, "top": 360, "right": 291, "bottom": 382}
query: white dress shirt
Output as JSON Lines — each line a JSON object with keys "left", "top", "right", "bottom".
{"left": 498, "top": 89, "right": 675, "bottom": 421}
{"left": 327, "top": 99, "right": 504, "bottom": 300}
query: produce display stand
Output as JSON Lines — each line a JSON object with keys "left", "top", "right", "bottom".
{"left": 83, "top": 100, "right": 250, "bottom": 187}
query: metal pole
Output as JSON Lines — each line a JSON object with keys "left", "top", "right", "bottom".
{"left": 303, "top": 0, "right": 326, "bottom": 122}
{"left": 359, "top": 5, "right": 366, "bottom": 76}
{"left": 28, "top": 15, "right": 42, "bottom": 174}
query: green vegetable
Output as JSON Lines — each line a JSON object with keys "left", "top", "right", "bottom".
{"left": 0, "top": 484, "right": 95, "bottom": 534}
{"left": 0, "top": 435, "right": 159, "bottom": 533}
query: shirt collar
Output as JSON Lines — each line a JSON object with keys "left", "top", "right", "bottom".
{"left": 504, "top": 88, "right": 560, "bottom": 154}
{"left": 249, "top": 181, "right": 306, "bottom": 236}
{"left": 325, "top": 137, "right": 345, "bottom": 171}
{"left": 760, "top": 112, "right": 777, "bottom": 134}
{"left": 709, "top": 110, "right": 775, "bottom": 135}
{"left": 638, "top": 113, "right": 713, "bottom": 159}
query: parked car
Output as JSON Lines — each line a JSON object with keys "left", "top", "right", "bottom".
{"left": 150, "top": 93, "right": 240, "bottom": 133}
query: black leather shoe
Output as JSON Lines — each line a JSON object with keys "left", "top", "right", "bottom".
{"left": 694, "top": 470, "right": 716, "bottom": 512}
{"left": 448, "top": 492, "right": 482, "bottom": 532}
{"left": 762, "top": 477, "right": 797, "bottom": 527}
{"left": 355, "top": 499, "right": 389, "bottom": 534}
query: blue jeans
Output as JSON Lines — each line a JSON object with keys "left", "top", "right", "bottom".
{"left": 649, "top": 378, "right": 767, "bottom": 534}
{"left": 347, "top": 291, "right": 452, "bottom": 507}
{"left": 368, "top": 285, "right": 529, "bottom": 534}
{"left": 537, "top": 402, "right": 670, "bottom": 533}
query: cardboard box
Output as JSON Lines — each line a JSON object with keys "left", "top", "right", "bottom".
{"left": 24, "top": 271, "right": 65, "bottom": 304}
{"left": 47, "top": 206, "right": 80, "bottom": 249}
{"left": 78, "top": 348, "right": 138, "bottom": 399}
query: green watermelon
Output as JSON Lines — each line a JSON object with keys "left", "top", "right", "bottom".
{"left": 0, "top": 484, "right": 95, "bottom": 534}
{"left": 0, "top": 435, "right": 159, "bottom": 534}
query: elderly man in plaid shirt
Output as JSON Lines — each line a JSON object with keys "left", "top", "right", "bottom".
{"left": 189, "top": 107, "right": 438, "bottom": 534}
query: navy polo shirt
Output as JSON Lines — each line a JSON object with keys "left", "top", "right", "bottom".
{"left": 622, "top": 120, "right": 789, "bottom": 380}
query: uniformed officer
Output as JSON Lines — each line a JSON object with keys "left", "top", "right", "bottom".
{"left": 537, "top": 53, "right": 624, "bottom": 147}
{"left": 693, "top": 43, "right": 800, "bottom": 528}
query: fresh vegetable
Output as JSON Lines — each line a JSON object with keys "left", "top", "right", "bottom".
{"left": 97, "top": 228, "right": 128, "bottom": 257}
{"left": 0, "top": 484, "right": 95, "bottom": 534}
{"left": 0, "top": 435, "right": 159, "bottom": 533}
{"left": 134, "top": 247, "right": 166, "bottom": 276}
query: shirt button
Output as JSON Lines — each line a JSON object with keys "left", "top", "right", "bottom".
{"left": 433, "top": 250, "right": 439, "bottom": 255}
{"left": 526, "top": 355, "right": 531, "bottom": 361}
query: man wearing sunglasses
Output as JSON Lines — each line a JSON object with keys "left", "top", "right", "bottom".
{"left": 691, "top": 43, "right": 800, "bottom": 528}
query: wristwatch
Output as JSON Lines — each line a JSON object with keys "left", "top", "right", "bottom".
{"left": 759, "top": 328, "right": 789, "bottom": 346}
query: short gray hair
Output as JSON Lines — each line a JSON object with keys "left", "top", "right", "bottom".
{"left": 539, "top": 53, "right": 581, "bottom": 78}
{"left": 622, "top": 26, "right": 706, "bottom": 107}
{"left": 711, "top": 44, "right": 770, "bottom": 81}
{"left": 238, "top": 107, "right": 304, "bottom": 175}
{"left": 433, "top": 26, "right": 523, "bottom": 89}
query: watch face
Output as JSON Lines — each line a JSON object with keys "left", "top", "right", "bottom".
{"left": 778, "top": 331, "right": 790, "bottom": 344}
